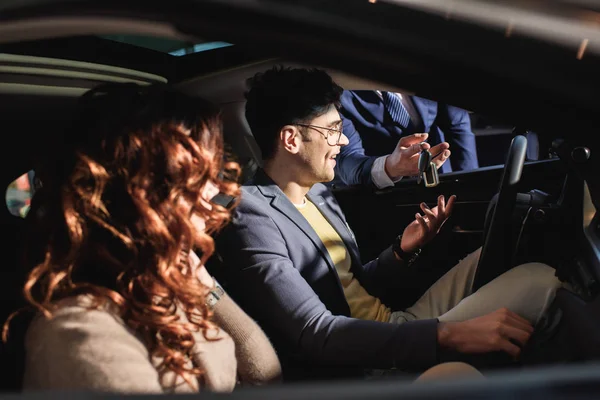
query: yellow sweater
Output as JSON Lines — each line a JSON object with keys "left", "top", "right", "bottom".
{"left": 296, "top": 199, "right": 391, "bottom": 322}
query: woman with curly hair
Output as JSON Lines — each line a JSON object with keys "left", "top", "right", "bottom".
{"left": 12, "top": 83, "right": 281, "bottom": 393}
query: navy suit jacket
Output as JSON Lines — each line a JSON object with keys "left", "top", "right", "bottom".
{"left": 335, "top": 90, "right": 479, "bottom": 186}
{"left": 215, "top": 170, "right": 439, "bottom": 380}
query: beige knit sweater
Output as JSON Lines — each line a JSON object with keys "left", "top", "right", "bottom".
{"left": 23, "top": 291, "right": 281, "bottom": 393}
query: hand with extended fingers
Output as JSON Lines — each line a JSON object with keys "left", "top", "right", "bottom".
{"left": 400, "top": 194, "right": 456, "bottom": 252}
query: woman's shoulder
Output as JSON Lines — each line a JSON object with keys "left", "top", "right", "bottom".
{"left": 24, "top": 295, "right": 238, "bottom": 393}
{"left": 27, "top": 295, "right": 133, "bottom": 345}
{"left": 23, "top": 295, "right": 165, "bottom": 392}
{"left": 25, "top": 295, "right": 153, "bottom": 372}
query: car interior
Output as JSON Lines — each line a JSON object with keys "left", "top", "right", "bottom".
{"left": 0, "top": 5, "right": 600, "bottom": 397}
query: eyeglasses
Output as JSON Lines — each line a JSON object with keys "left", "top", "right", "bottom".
{"left": 295, "top": 123, "right": 343, "bottom": 146}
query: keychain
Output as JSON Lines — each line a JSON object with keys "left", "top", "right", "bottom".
{"left": 417, "top": 145, "right": 440, "bottom": 188}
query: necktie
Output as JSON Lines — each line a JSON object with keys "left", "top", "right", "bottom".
{"left": 382, "top": 91, "right": 410, "bottom": 129}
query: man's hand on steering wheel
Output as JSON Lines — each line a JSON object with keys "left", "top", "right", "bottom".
{"left": 401, "top": 195, "right": 456, "bottom": 253}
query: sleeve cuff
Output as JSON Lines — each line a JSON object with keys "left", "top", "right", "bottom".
{"left": 378, "top": 245, "right": 406, "bottom": 268}
{"left": 371, "top": 156, "right": 403, "bottom": 189}
{"left": 391, "top": 318, "right": 439, "bottom": 370}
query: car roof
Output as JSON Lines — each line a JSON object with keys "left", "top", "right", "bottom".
{"left": 1, "top": 0, "right": 598, "bottom": 123}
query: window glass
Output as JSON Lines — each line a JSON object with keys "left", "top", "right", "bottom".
{"left": 469, "top": 112, "right": 518, "bottom": 168}
{"left": 99, "top": 35, "right": 233, "bottom": 56}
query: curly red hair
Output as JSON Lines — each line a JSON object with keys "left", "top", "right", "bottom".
{"left": 12, "top": 83, "right": 240, "bottom": 384}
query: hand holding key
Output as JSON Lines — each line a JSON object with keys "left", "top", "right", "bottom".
{"left": 384, "top": 133, "right": 451, "bottom": 180}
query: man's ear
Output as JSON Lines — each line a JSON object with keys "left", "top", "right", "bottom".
{"left": 280, "top": 125, "right": 301, "bottom": 155}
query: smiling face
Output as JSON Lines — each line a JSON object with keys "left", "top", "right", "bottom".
{"left": 297, "top": 105, "right": 348, "bottom": 185}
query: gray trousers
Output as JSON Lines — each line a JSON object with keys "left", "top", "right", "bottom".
{"left": 389, "top": 247, "right": 562, "bottom": 326}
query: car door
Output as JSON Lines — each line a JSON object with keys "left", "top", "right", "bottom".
{"left": 332, "top": 155, "right": 567, "bottom": 307}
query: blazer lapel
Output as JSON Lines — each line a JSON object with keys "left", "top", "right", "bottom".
{"left": 351, "top": 90, "right": 388, "bottom": 125}
{"left": 253, "top": 171, "right": 339, "bottom": 278}
{"left": 412, "top": 96, "right": 437, "bottom": 132}
{"left": 355, "top": 90, "right": 409, "bottom": 139}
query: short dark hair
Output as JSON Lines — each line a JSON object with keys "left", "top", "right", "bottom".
{"left": 244, "top": 66, "right": 343, "bottom": 160}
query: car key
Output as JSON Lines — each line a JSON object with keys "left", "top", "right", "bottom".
{"left": 417, "top": 147, "right": 430, "bottom": 185}
{"left": 417, "top": 147, "right": 440, "bottom": 188}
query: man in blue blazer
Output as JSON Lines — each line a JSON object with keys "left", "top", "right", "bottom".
{"left": 216, "top": 66, "right": 561, "bottom": 380}
{"left": 335, "top": 90, "right": 479, "bottom": 188}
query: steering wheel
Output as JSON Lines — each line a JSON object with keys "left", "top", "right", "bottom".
{"left": 472, "top": 135, "right": 528, "bottom": 292}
